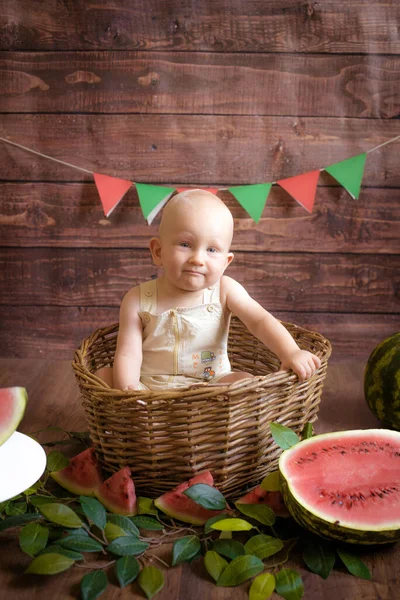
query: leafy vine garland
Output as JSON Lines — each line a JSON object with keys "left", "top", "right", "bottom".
{"left": 0, "top": 425, "right": 373, "bottom": 600}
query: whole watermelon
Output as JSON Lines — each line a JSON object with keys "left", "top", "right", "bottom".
{"left": 364, "top": 333, "right": 400, "bottom": 430}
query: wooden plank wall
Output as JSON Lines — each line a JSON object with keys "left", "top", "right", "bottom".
{"left": 0, "top": 0, "right": 399, "bottom": 363}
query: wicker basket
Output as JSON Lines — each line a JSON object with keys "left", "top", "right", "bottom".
{"left": 72, "top": 318, "right": 331, "bottom": 498}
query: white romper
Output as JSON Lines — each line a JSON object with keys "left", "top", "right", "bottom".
{"left": 137, "top": 278, "right": 233, "bottom": 390}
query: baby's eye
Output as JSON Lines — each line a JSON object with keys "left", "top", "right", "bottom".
{"left": 207, "top": 247, "right": 218, "bottom": 253}
{"left": 179, "top": 242, "right": 190, "bottom": 248}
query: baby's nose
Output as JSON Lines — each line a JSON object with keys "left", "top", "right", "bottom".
{"left": 189, "top": 251, "right": 205, "bottom": 265}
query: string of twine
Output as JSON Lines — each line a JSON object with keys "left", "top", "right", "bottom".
{"left": 0, "top": 133, "right": 398, "bottom": 186}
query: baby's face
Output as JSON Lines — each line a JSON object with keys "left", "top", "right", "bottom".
{"left": 151, "top": 194, "right": 234, "bottom": 293}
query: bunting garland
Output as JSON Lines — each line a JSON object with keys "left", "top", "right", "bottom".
{"left": 228, "top": 183, "right": 272, "bottom": 223}
{"left": 0, "top": 135, "right": 398, "bottom": 223}
{"left": 135, "top": 183, "right": 176, "bottom": 224}
{"left": 93, "top": 173, "right": 132, "bottom": 217}
{"left": 324, "top": 153, "right": 367, "bottom": 200}
{"left": 276, "top": 170, "right": 320, "bottom": 213}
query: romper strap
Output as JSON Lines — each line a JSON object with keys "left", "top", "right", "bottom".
{"left": 203, "top": 281, "right": 220, "bottom": 304}
{"left": 139, "top": 279, "right": 158, "bottom": 313}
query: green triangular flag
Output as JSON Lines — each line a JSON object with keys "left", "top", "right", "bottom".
{"left": 325, "top": 153, "right": 367, "bottom": 200}
{"left": 135, "top": 183, "right": 176, "bottom": 223}
{"left": 228, "top": 183, "right": 272, "bottom": 222}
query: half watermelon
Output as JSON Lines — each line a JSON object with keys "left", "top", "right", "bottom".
{"left": 279, "top": 428, "right": 400, "bottom": 544}
{"left": 0, "top": 387, "right": 28, "bottom": 446}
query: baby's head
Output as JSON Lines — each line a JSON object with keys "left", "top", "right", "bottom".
{"left": 150, "top": 189, "right": 234, "bottom": 291}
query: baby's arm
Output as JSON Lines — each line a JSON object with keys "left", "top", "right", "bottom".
{"left": 222, "top": 276, "right": 321, "bottom": 381}
{"left": 113, "top": 286, "right": 143, "bottom": 390}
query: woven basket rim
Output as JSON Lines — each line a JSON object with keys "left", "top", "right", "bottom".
{"left": 72, "top": 318, "right": 332, "bottom": 401}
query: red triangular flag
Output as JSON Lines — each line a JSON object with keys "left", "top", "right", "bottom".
{"left": 176, "top": 187, "right": 219, "bottom": 195}
{"left": 276, "top": 170, "right": 320, "bottom": 213}
{"left": 93, "top": 173, "right": 133, "bottom": 217}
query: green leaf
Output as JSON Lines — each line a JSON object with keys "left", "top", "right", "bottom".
{"left": 172, "top": 535, "right": 201, "bottom": 566}
{"left": 270, "top": 423, "right": 300, "bottom": 450}
{"left": 260, "top": 471, "right": 281, "bottom": 492}
{"left": 204, "top": 550, "right": 228, "bottom": 582}
{"left": 23, "top": 481, "right": 42, "bottom": 496}
{"left": 249, "top": 572, "right": 276, "bottom": 600}
{"left": 210, "top": 518, "right": 254, "bottom": 532}
{"left": 204, "top": 514, "right": 230, "bottom": 533}
{"left": 107, "top": 514, "right": 139, "bottom": 536}
{"left": 235, "top": 503, "right": 275, "bottom": 526}
{"left": 337, "top": 549, "right": 371, "bottom": 580}
{"left": 245, "top": 534, "right": 284, "bottom": 560}
{"left": 0, "top": 513, "right": 42, "bottom": 532}
{"left": 275, "top": 568, "right": 304, "bottom": 600}
{"left": 131, "top": 515, "right": 164, "bottom": 531}
{"left": 46, "top": 451, "right": 70, "bottom": 472}
{"left": 217, "top": 555, "right": 264, "bottom": 587}
{"left": 25, "top": 553, "right": 74, "bottom": 575}
{"left": 303, "top": 537, "right": 335, "bottom": 579}
{"left": 104, "top": 522, "right": 128, "bottom": 543}
{"left": 60, "top": 534, "right": 103, "bottom": 553}
{"left": 301, "top": 422, "right": 314, "bottom": 440}
{"left": 107, "top": 536, "right": 149, "bottom": 557}
{"left": 80, "top": 496, "right": 106, "bottom": 530}
{"left": 0, "top": 500, "right": 10, "bottom": 513}
{"left": 138, "top": 565, "right": 164, "bottom": 599}
{"left": 29, "top": 496, "right": 59, "bottom": 507}
{"left": 115, "top": 556, "right": 140, "bottom": 588}
{"left": 81, "top": 570, "right": 108, "bottom": 600}
{"left": 63, "top": 527, "right": 89, "bottom": 537}
{"left": 39, "top": 503, "right": 82, "bottom": 528}
{"left": 212, "top": 539, "right": 246, "bottom": 560}
{"left": 40, "top": 544, "right": 83, "bottom": 560}
{"left": 19, "top": 523, "right": 49, "bottom": 557}
{"left": 183, "top": 483, "right": 226, "bottom": 510}
{"left": 6, "top": 501, "right": 28, "bottom": 516}
{"left": 137, "top": 496, "right": 158, "bottom": 515}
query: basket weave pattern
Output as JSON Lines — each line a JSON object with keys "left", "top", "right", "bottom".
{"left": 72, "top": 318, "right": 331, "bottom": 498}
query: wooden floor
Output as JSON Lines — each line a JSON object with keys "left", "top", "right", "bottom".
{"left": 0, "top": 359, "right": 399, "bottom": 599}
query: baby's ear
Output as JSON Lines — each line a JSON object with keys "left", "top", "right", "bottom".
{"left": 149, "top": 237, "right": 163, "bottom": 266}
{"left": 226, "top": 252, "right": 234, "bottom": 267}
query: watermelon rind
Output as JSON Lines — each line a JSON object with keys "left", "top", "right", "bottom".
{"left": 364, "top": 333, "right": 400, "bottom": 430}
{"left": 154, "top": 471, "right": 225, "bottom": 525}
{"left": 95, "top": 467, "right": 137, "bottom": 516}
{"left": 279, "top": 429, "right": 400, "bottom": 545}
{"left": 0, "top": 387, "right": 28, "bottom": 447}
{"left": 50, "top": 447, "right": 103, "bottom": 496}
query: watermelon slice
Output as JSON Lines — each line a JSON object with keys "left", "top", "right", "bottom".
{"left": 236, "top": 485, "right": 290, "bottom": 518}
{"left": 95, "top": 467, "right": 137, "bottom": 516}
{"left": 51, "top": 447, "right": 103, "bottom": 496}
{"left": 154, "top": 471, "right": 226, "bottom": 525}
{"left": 279, "top": 428, "right": 400, "bottom": 544}
{"left": 0, "top": 387, "right": 28, "bottom": 446}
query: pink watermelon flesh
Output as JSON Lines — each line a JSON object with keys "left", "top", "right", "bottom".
{"left": 0, "top": 387, "right": 27, "bottom": 446}
{"left": 154, "top": 471, "right": 225, "bottom": 525}
{"left": 96, "top": 467, "right": 137, "bottom": 516}
{"left": 51, "top": 447, "right": 103, "bottom": 496}
{"left": 280, "top": 429, "right": 400, "bottom": 530}
{"left": 237, "top": 485, "right": 290, "bottom": 518}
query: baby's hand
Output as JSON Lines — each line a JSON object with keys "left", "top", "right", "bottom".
{"left": 280, "top": 349, "right": 321, "bottom": 381}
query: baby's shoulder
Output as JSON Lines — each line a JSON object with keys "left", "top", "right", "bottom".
{"left": 120, "top": 284, "right": 141, "bottom": 311}
{"left": 219, "top": 275, "right": 240, "bottom": 305}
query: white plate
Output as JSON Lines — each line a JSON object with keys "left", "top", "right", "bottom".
{"left": 0, "top": 431, "right": 47, "bottom": 502}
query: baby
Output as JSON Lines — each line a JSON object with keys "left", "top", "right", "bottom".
{"left": 96, "top": 189, "right": 321, "bottom": 391}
